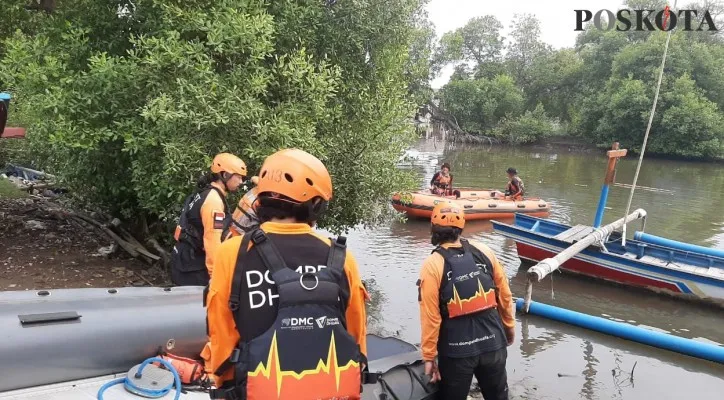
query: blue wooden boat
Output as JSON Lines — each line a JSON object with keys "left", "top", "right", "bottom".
{"left": 492, "top": 143, "right": 724, "bottom": 309}
{"left": 492, "top": 215, "right": 724, "bottom": 308}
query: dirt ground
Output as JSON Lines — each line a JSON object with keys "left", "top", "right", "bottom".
{"left": 0, "top": 197, "right": 170, "bottom": 291}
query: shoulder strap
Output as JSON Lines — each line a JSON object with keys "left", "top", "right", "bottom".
{"left": 177, "top": 194, "right": 194, "bottom": 226}
{"left": 229, "top": 232, "right": 254, "bottom": 312}
{"left": 249, "top": 229, "right": 289, "bottom": 277}
{"left": 326, "top": 236, "right": 347, "bottom": 271}
{"left": 461, "top": 239, "right": 494, "bottom": 278}
{"left": 432, "top": 245, "right": 454, "bottom": 259}
{"left": 208, "top": 185, "right": 231, "bottom": 215}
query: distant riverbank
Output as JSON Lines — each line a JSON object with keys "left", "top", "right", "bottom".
{"left": 448, "top": 133, "right": 724, "bottom": 163}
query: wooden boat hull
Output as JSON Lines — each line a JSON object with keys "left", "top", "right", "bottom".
{"left": 491, "top": 215, "right": 724, "bottom": 308}
{"left": 391, "top": 190, "right": 551, "bottom": 221}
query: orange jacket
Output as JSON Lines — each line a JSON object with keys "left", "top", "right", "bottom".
{"left": 199, "top": 181, "right": 228, "bottom": 276}
{"left": 202, "top": 222, "right": 368, "bottom": 387}
{"left": 417, "top": 239, "right": 514, "bottom": 361}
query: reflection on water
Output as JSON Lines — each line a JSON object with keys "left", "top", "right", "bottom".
{"left": 327, "top": 139, "right": 724, "bottom": 399}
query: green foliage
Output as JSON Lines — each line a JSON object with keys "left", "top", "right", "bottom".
{"left": 406, "top": 9, "right": 437, "bottom": 105}
{"left": 0, "top": 0, "right": 426, "bottom": 233}
{"left": 439, "top": 75, "right": 523, "bottom": 133}
{"left": 505, "top": 14, "right": 551, "bottom": 87}
{"left": 492, "top": 104, "right": 556, "bottom": 145}
{"left": 435, "top": 11, "right": 724, "bottom": 159}
{"left": 433, "top": 15, "right": 504, "bottom": 68}
{"left": 655, "top": 74, "right": 724, "bottom": 158}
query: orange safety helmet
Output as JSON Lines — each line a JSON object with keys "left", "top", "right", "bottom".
{"left": 211, "top": 153, "right": 247, "bottom": 177}
{"left": 431, "top": 201, "right": 465, "bottom": 229}
{"left": 256, "top": 148, "right": 332, "bottom": 203}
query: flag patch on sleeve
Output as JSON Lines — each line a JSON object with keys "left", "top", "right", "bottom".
{"left": 213, "top": 211, "right": 225, "bottom": 230}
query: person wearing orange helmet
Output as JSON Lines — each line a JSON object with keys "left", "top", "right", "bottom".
{"left": 203, "top": 149, "right": 368, "bottom": 400}
{"left": 171, "top": 153, "right": 248, "bottom": 286}
{"left": 417, "top": 202, "right": 514, "bottom": 400}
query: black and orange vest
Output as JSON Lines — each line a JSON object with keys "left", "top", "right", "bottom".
{"left": 172, "top": 186, "right": 231, "bottom": 277}
{"left": 435, "top": 240, "right": 507, "bottom": 358}
{"left": 213, "top": 228, "right": 364, "bottom": 400}
{"left": 505, "top": 177, "right": 525, "bottom": 197}
{"left": 433, "top": 173, "right": 452, "bottom": 189}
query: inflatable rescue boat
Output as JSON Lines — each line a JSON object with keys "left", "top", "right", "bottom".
{"left": 0, "top": 287, "right": 436, "bottom": 400}
{"left": 392, "top": 190, "right": 551, "bottom": 220}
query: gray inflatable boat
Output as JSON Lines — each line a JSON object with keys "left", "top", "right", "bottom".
{"left": 0, "top": 287, "right": 436, "bottom": 400}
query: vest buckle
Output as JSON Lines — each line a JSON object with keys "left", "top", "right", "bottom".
{"left": 209, "top": 387, "right": 241, "bottom": 400}
{"left": 229, "top": 348, "right": 240, "bottom": 363}
{"left": 362, "top": 371, "right": 379, "bottom": 384}
{"left": 250, "top": 229, "right": 267, "bottom": 244}
{"left": 228, "top": 300, "right": 239, "bottom": 311}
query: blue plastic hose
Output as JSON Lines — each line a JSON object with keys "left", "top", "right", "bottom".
{"left": 517, "top": 298, "right": 724, "bottom": 364}
{"left": 97, "top": 357, "right": 182, "bottom": 400}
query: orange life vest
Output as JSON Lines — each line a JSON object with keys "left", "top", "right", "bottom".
{"left": 434, "top": 173, "right": 452, "bottom": 188}
{"left": 228, "top": 187, "right": 259, "bottom": 236}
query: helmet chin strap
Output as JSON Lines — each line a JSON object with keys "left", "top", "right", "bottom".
{"left": 219, "top": 172, "right": 231, "bottom": 192}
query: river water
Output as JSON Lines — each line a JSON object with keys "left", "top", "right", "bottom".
{"left": 327, "top": 138, "right": 724, "bottom": 399}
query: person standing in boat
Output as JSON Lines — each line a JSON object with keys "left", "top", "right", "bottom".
{"left": 504, "top": 167, "right": 524, "bottom": 200}
{"left": 417, "top": 202, "right": 515, "bottom": 400}
{"left": 430, "top": 162, "right": 461, "bottom": 198}
{"left": 203, "top": 148, "right": 369, "bottom": 400}
{"left": 170, "top": 153, "right": 248, "bottom": 286}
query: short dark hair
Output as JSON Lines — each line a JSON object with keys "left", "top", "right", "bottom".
{"left": 506, "top": 167, "right": 517, "bottom": 175}
{"left": 256, "top": 194, "right": 327, "bottom": 224}
{"left": 441, "top": 162, "right": 451, "bottom": 170}
{"left": 431, "top": 225, "right": 462, "bottom": 246}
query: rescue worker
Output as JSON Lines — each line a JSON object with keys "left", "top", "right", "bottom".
{"left": 225, "top": 176, "right": 260, "bottom": 238}
{"left": 203, "top": 148, "right": 368, "bottom": 400}
{"left": 171, "top": 153, "right": 247, "bottom": 286}
{"left": 430, "top": 162, "right": 461, "bottom": 198}
{"left": 417, "top": 202, "right": 515, "bottom": 400}
{"left": 504, "top": 167, "right": 524, "bottom": 200}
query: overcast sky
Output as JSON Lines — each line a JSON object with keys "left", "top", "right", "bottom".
{"left": 426, "top": 0, "right": 626, "bottom": 88}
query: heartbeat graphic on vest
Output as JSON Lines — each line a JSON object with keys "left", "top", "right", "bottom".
{"left": 247, "top": 331, "right": 361, "bottom": 399}
{"left": 447, "top": 278, "right": 496, "bottom": 318}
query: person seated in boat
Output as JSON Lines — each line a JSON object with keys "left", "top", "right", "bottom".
{"left": 171, "top": 153, "right": 247, "bottom": 287}
{"left": 417, "top": 202, "right": 514, "bottom": 400}
{"left": 493, "top": 167, "right": 525, "bottom": 200}
{"left": 430, "top": 162, "right": 461, "bottom": 198}
{"left": 504, "top": 167, "right": 524, "bottom": 200}
{"left": 203, "top": 148, "right": 369, "bottom": 400}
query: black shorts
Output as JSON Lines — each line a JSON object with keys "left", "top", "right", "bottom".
{"left": 437, "top": 347, "right": 509, "bottom": 400}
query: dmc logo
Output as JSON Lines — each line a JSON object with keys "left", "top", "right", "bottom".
{"left": 290, "top": 317, "right": 313, "bottom": 326}
{"left": 575, "top": 8, "right": 719, "bottom": 32}
{"left": 281, "top": 318, "right": 291, "bottom": 327}
{"left": 316, "top": 316, "right": 327, "bottom": 329}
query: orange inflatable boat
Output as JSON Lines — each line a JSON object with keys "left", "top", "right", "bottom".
{"left": 391, "top": 190, "right": 551, "bottom": 220}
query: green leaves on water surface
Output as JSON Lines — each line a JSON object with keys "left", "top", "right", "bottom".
{"left": 0, "top": 0, "right": 426, "bottom": 233}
